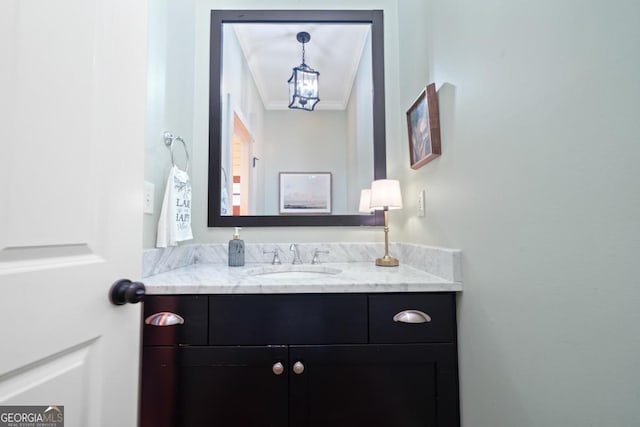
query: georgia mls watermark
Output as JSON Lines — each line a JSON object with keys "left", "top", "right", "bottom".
{"left": 0, "top": 406, "right": 63, "bottom": 427}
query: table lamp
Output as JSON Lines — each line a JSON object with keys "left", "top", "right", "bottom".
{"left": 369, "top": 179, "right": 403, "bottom": 267}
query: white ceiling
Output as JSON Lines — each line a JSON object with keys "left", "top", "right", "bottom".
{"left": 231, "top": 23, "right": 371, "bottom": 110}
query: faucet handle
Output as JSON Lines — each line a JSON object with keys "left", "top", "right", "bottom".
{"left": 263, "top": 248, "right": 281, "bottom": 265}
{"left": 311, "top": 249, "right": 330, "bottom": 265}
{"left": 289, "top": 243, "right": 303, "bottom": 265}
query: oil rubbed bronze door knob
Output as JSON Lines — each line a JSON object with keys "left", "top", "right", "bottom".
{"left": 109, "top": 279, "right": 145, "bottom": 305}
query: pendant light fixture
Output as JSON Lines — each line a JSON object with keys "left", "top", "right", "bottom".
{"left": 288, "top": 31, "right": 320, "bottom": 111}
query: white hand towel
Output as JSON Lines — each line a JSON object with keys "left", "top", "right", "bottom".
{"left": 156, "top": 166, "right": 193, "bottom": 248}
{"left": 220, "top": 186, "right": 229, "bottom": 215}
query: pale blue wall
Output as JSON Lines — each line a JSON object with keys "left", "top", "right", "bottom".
{"left": 395, "top": 1, "right": 640, "bottom": 426}
{"left": 144, "top": 0, "right": 196, "bottom": 248}
{"left": 262, "top": 110, "right": 348, "bottom": 214}
{"left": 346, "top": 30, "right": 374, "bottom": 211}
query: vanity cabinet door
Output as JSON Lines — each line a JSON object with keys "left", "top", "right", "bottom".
{"left": 289, "top": 344, "right": 458, "bottom": 427}
{"left": 176, "top": 346, "right": 289, "bottom": 427}
{"left": 141, "top": 347, "right": 179, "bottom": 427}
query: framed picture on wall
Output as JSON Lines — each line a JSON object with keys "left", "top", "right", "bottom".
{"left": 407, "top": 83, "right": 441, "bottom": 169}
{"left": 279, "top": 172, "right": 332, "bottom": 214}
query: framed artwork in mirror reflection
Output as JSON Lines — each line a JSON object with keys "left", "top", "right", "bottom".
{"left": 407, "top": 83, "right": 441, "bottom": 169}
{"left": 279, "top": 172, "right": 332, "bottom": 214}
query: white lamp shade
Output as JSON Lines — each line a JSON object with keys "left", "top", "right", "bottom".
{"left": 370, "top": 179, "right": 403, "bottom": 210}
{"left": 358, "top": 189, "right": 372, "bottom": 213}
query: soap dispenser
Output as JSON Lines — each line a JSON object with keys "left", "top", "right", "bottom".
{"left": 228, "top": 227, "right": 245, "bottom": 267}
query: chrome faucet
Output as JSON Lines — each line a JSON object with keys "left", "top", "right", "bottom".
{"left": 311, "top": 249, "right": 329, "bottom": 264}
{"left": 263, "top": 248, "right": 281, "bottom": 265}
{"left": 289, "top": 243, "right": 303, "bottom": 264}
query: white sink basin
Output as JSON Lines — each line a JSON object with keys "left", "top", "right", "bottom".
{"left": 246, "top": 265, "right": 342, "bottom": 279}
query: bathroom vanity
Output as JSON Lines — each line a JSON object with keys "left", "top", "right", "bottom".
{"left": 140, "top": 243, "right": 462, "bottom": 427}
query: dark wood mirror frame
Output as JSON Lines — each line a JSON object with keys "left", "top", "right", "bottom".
{"left": 208, "top": 9, "right": 386, "bottom": 227}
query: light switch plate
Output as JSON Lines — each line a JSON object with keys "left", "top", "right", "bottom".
{"left": 417, "top": 189, "right": 425, "bottom": 217}
{"left": 144, "top": 181, "right": 154, "bottom": 215}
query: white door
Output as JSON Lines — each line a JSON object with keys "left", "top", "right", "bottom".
{"left": 0, "top": 1, "right": 147, "bottom": 426}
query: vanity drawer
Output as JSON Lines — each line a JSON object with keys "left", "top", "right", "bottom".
{"left": 369, "top": 293, "right": 456, "bottom": 343}
{"left": 143, "top": 295, "right": 208, "bottom": 346}
{"left": 209, "top": 294, "right": 368, "bottom": 345}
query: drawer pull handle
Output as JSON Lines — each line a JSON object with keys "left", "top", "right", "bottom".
{"left": 144, "top": 312, "right": 185, "bottom": 326}
{"left": 292, "top": 361, "right": 305, "bottom": 375}
{"left": 393, "top": 310, "right": 431, "bottom": 323}
{"left": 272, "top": 362, "right": 284, "bottom": 376}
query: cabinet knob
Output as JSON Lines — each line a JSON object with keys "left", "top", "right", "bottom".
{"left": 393, "top": 310, "right": 432, "bottom": 323}
{"left": 292, "top": 361, "right": 305, "bottom": 375}
{"left": 272, "top": 362, "right": 284, "bottom": 376}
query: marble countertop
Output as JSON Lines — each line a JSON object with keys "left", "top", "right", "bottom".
{"left": 143, "top": 262, "right": 463, "bottom": 294}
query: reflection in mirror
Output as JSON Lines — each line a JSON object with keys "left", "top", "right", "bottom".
{"left": 209, "top": 10, "right": 386, "bottom": 227}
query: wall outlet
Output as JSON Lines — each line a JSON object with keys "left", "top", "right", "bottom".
{"left": 417, "top": 189, "right": 425, "bottom": 217}
{"left": 144, "top": 181, "right": 154, "bottom": 215}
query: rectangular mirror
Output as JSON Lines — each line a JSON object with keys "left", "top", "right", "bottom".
{"left": 208, "top": 10, "right": 386, "bottom": 226}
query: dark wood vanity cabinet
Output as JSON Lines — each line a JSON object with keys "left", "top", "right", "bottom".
{"left": 141, "top": 293, "right": 460, "bottom": 427}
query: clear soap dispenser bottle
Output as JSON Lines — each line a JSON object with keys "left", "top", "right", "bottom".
{"left": 228, "top": 227, "right": 245, "bottom": 267}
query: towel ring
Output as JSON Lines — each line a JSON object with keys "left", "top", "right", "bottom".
{"left": 170, "top": 137, "right": 189, "bottom": 172}
{"left": 163, "top": 131, "right": 190, "bottom": 172}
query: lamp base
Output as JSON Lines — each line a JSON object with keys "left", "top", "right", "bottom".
{"left": 376, "top": 255, "right": 399, "bottom": 267}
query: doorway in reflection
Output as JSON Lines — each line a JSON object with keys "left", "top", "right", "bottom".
{"left": 231, "top": 112, "right": 253, "bottom": 216}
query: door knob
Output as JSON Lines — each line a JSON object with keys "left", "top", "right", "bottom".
{"left": 292, "top": 361, "right": 305, "bottom": 375}
{"left": 109, "top": 279, "right": 145, "bottom": 305}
